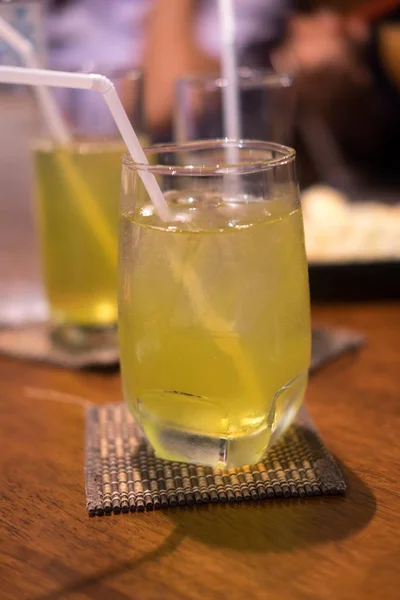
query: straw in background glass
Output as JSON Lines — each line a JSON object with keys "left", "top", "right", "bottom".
{"left": 0, "top": 21, "right": 118, "bottom": 266}
{"left": 0, "top": 16, "right": 70, "bottom": 145}
{"left": 217, "top": 0, "right": 241, "bottom": 166}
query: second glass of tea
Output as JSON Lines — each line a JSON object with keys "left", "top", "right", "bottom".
{"left": 34, "top": 69, "right": 146, "bottom": 346}
{"left": 119, "top": 140, "right": 311, "bottom": 468}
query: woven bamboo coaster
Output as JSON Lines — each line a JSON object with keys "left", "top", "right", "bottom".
{"left": 0, "top": 322, "right": 119, "bottom": 369}
{"left": 310, "top": 326, "right": 364, "bottom": 373}
{"left": 85, "top": 404, "right": 346, "bottom": 516}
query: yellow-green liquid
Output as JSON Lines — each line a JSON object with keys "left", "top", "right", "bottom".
{"left": 119, "top": 193, "right": 311, "bottom": 467}
{"left": 35, "top": 140, "right": 124, "bottom": 326}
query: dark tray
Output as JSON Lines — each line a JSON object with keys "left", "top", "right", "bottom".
{"left": 308, "top": 260, "right": 400, "bottom": 301}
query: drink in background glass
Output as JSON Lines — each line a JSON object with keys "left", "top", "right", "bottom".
{"left": 34, "top": 70, "right": 147, "bottom": 344}
{"left": 119, "top": 140, "right": 311, "bottom": 468}
{"left": 175, "top": 68, "right": 294, "bottom": 144}
{"left": 34, "top": 140, "right": 122, "bottom": 327}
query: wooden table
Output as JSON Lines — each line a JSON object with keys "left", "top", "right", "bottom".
{"left": 0, "top": 301, "right": 399, "bottom": 600}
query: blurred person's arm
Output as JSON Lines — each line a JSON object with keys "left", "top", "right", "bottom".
{"left": 142, "top": 0, "right": 218, "bottom": 132}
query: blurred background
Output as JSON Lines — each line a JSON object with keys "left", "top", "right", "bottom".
{"left": 1, "top": 0, "right": 400, "bottom": 314}
{"left": 44, "top": 0, "right": 400, "bottom": 186}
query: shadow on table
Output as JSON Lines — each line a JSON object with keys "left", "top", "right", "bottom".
{"left": 166, "top": 460, "right": 376, "bottom": 554}
{"left": 35, "top": 525, "right": 184, "bottom": 600}
{"left": 35, "top": 462, "right": 375, "bottom": 600}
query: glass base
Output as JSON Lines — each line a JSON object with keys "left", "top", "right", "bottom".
{"left": 131, "top": 370, "right": 308, "bottom": 468}
{"left": 144, "top": 421, "right": 274, "bottom": 468}
{"left": 51, "top": 323, "right": 118, "bottom": 352}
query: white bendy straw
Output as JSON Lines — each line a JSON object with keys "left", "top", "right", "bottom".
{"left": 0, "top": 16, "right": 71, "bottom": 145}
{"left": 217, "top": 0, "right": 241, "bottom": 165}
{"left": 0, "top": 65, "right": 171, "bottom": 221}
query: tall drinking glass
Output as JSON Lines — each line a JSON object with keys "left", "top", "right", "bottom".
{"left": 33, "top": 70, "right": 146, "bottom": 347}
{"left": 175, "top": 68, "right": 294, "bottom": 144}
{"left": 119, "top": 140, "right": 311, "bottom": 468}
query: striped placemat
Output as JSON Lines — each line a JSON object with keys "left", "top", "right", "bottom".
{"left": 85, "top": 404, "right": 346, "bottom": 516}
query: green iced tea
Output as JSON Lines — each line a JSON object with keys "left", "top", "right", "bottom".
{"left": 119, "top": 192, "right": 311, "bottom": 467}
{"left": 35, "top": 140, "right": 124, "bottom": 326}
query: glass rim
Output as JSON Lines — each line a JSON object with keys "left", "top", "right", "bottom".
{"left": 89, "top": 68, "right": 142, "bottom": 85}
{"left": 58, "top": 63, "right": 142, "bottom": 84}
{"left": 176, "top": 67, "right": 293, "bottom": 91}
{"left": 122, "top": 139, "right": 296, "bottom": 176}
